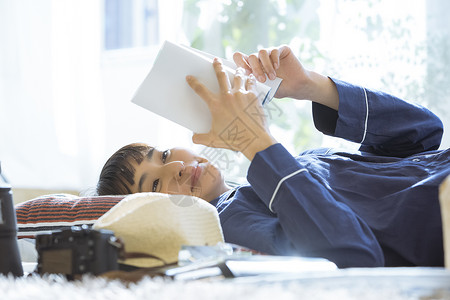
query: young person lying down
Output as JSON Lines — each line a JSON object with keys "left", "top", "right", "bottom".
{"left": 96, "top": 45, "right": 450, "bottom": 269}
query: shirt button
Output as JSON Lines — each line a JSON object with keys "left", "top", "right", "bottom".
{"left": 412, "top": 158, "right": 420, "bottom": 162}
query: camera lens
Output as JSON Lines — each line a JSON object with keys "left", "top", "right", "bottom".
{"left": 0, "top": 163, "right": 24, "bottom": 277}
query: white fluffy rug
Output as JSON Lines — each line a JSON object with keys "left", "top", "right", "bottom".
{"left": 1, "top": 268, "right": 450, "bottom": 300}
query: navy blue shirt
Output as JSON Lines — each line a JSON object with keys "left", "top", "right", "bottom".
{"left": 210, "top": 78, "right": 449, "bottom": 268}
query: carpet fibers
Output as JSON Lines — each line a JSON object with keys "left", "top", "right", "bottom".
{"left": 1, "top": 268, "right": 450, "bottom": 300}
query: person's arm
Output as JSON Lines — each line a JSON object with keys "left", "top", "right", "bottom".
{"left": 234, "top": 46, "right": 444, "bottom": 157}
{"left": 247, "top": 143, "right": 385, "bottom": 268}
{"left": 219, "top": 143, "right": 384, "bottom": 268}
{"left": 314, "top": 78, "right": 443, "bottom": 157}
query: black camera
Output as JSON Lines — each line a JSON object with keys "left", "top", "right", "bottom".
{"left": 36, "top": 225, "right": 121, "bottom": 278}
{"left": 0, "top": 162, "right": 24, "bottom": 277}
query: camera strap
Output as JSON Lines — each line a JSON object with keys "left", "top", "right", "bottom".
{"left": 109, "top": 237, "right": 168, "bottom": 266}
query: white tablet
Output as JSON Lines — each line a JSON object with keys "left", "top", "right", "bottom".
{"left": 131, "top": 41, "right": 282, "bottom": 133}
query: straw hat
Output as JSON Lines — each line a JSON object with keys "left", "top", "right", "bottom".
{"left": 93, "top": 192, "right": 224, "bottom": 268}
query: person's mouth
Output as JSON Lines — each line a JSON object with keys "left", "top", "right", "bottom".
{"left": 191, "top": 162, "right": 202, "bottom": 191}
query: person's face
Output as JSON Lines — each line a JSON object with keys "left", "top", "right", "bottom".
{"left": 130, "top": 144, "right": 230, "bottom": 202}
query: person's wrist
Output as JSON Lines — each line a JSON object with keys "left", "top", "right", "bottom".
{"left": 308, "top": 72, "right": 339, "bottom": 110}
{"left": 242, "top": 133, "right": 277, "bottom": 161}
{"left": 287, "top": 69, "right": 315, "bottom": 100}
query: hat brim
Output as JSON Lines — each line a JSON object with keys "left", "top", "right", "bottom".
{"left": 93, "top": 192, "right": 224, "bottom": 268}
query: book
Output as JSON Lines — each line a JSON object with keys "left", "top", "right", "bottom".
{"left": 165, "top": 255, "right": 338, "bottom": 281}
{"left": 131, "top": 41, "right": 282, "bottom": 133}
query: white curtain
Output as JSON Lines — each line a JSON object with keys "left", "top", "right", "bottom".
{"left": 0, "top": 0, "right": 105, "bottom": 190}
{"left": 0, "top": 0, "right": 190, "bottom": 192}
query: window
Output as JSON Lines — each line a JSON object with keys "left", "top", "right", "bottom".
{"left": 182, "top": 0, "right": 450, "bottom": 151}
{"left": 104, "top": 0, "right": 159, "bottom": 50}
{"left": 181, "top": 0, "right": 450, "bottom": 181}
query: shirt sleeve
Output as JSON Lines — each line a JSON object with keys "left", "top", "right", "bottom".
{"left": 312, "top": 78, "right": 443, "bottom": 157}
{"left": 247, "top": 143, "right": 385, "bottom": 268}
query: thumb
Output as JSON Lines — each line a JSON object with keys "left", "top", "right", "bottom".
{"left": 192, "top": 133, "right": 212, "bottom": 146}
{"left": 232, "top": 52, "right": 252, "bottom": 75}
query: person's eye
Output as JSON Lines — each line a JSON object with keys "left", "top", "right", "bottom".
{"left": 152, "top": 179, "right": 159, "bottom": 192}
{"left": 162, "top": 149, "right": 170, "bottom": 163}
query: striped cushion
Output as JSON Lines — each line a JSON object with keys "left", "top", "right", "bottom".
{"left": 15, "top": 194, "right": 125, "bottom": 238}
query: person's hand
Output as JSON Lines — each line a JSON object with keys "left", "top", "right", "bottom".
{"left": 233, "top": 45, "right": 312, "bottom": 100}
{"left": 233, "top": 45, "right": 339, "bottom": 110}
{"left": 186, "top": 58, "right": 277, "bottom": 161}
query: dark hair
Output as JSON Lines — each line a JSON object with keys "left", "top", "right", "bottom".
{"left": 96, "top": 143, "right": 152, "bottom": 195}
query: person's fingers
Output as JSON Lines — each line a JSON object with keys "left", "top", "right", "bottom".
{"left": 233, "top": 67, "right": 246, "bottom": 92}
{"left": 247, "top": 54, "right": 267, "bottom": 83}
{"left": 245, "top": 74, "right": 257, "bottom": 93}
{"left": 212, "top": 58, "right": 232, "bottom": 93}
{"left": 186, "top": 75, "right": 214, "bottom": 104}
{"left": 269, "top": 48, "right": 280, "bottom": 70}
{"left": 232, "top": 52, "right": 252, "bottom": 75}
{"left": 258, "top": 49, "right": 277, "bottom": 80}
